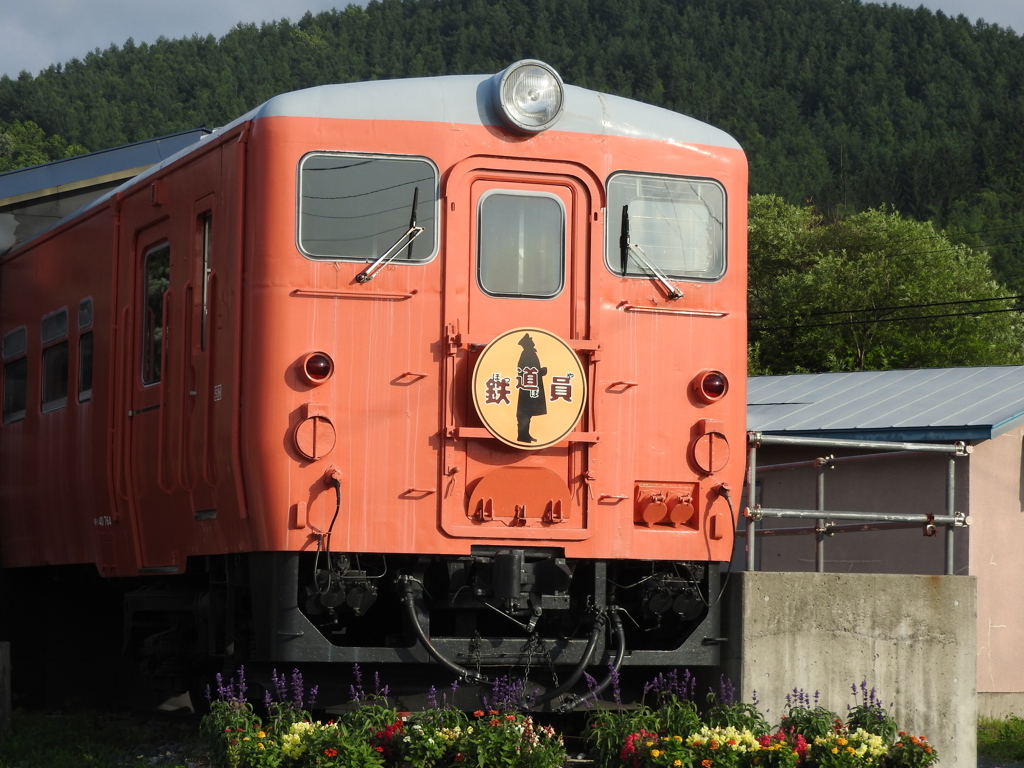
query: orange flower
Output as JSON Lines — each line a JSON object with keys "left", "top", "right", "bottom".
{"left": 473, "top": 710, "right": 485, "bottom": 718}
{"left": 702, "top": 760, "right": 713, "bottom": 767}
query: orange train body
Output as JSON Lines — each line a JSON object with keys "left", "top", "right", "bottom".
{"left": 0, "top": 62, "right": 747, "bottom": 702}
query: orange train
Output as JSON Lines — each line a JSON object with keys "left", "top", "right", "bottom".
{"left": 0, "top": 60, "right": 747, "bottom": 706}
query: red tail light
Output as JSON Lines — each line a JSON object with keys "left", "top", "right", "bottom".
{"left": 693, "top": 369, "right": 728, "bottom": 403}
{"left": 300, "top": 352, "right": 334, "bottom": 385}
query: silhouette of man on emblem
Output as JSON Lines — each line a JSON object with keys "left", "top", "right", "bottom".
{"left": 515, "top": 333, "right": 547, "bottom": 443}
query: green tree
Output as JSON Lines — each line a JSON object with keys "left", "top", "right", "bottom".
{"left": 0, "top": 120, "right": 86, "bottom": 173}
{"left": 748, "top": 194, "right": 1024, "bottom": 374}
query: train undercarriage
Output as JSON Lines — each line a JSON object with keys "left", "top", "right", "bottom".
{"left": 3, "top": 550, "right": 724, "bottom": 710}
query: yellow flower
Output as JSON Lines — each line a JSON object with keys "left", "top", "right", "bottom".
{"left": 831, "top": 747, "right": 839, "bottom": 754}
{"left": 651, "top": 749, "right": 662, "bottom": 757}
{"left": 674, "top": 761, "right": 682, "bottom": 767}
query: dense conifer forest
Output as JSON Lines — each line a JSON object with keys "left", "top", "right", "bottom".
{"left": 3, "top": 0, "right": 1024, "bottom": 371}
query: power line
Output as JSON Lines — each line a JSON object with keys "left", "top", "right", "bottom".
{"left": 753, "top": 304, "right": 1023, "bottom": 332}
{"left": 751, "top": 294, "right": 1024, "bottom": 321}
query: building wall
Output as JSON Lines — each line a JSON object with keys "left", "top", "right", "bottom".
{"left": 967, "top": 426, "right": 1024, "bottom": 714}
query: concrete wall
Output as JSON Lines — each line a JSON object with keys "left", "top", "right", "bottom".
{"left": 722, "top": 572, "right": 976, "bottom": 768}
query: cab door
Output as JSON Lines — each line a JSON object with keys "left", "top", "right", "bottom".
{"left": 440, "top": 160, "right": 599, "bottom": 540}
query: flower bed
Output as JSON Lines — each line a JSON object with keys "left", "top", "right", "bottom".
{"left": 200, "top": 669, "right": 939, "bottom": 768}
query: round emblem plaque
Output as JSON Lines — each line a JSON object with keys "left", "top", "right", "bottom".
{"left": 471, "top": 327, "right": 587, "bottom": 450}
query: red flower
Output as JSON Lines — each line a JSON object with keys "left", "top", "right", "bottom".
{"left": 324, "top": 748, "right": 338, "bottom": 757}
{"left": 473, "top": 710, "right": 485, "bottom": 718}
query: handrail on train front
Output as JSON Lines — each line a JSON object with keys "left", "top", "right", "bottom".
{"left": 742, "top": 432, "right": 971, "bottom": 575}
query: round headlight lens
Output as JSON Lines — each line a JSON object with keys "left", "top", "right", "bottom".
{"left": 694, "top": 370, "right": 729, "bottom": 403}
{"left": 301, "top": 352, "right": 334, "bottom": 385}
{"left": 493, "top": 60, "right": 565, "bottom": 134}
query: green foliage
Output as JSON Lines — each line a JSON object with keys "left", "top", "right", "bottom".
{"left": 885, "top": 732, "right": 940, "bottom": 768}
{"left": 0, "top": 707, "right": 205, "bottom": 768}
{"left": 748, "top": 195, "right": 1024, "bottom": 373}
{"left": 977, "top": 714, "right": 1024, "bottom": 762}
{"left": 0, "top": 120, "right": 87, "bottom": 172}
{"left": 778, "top": 689, "right": 838, "bottom": 742}
{"left": 807, "top": 728, "right": 888, "bottom": 768}
{"left": 846, "top": 683, "right": 897, "bottom": 746}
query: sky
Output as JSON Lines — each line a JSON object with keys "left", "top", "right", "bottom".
{"left": 1, "top": 0, "right": 1022, "bottom": 82}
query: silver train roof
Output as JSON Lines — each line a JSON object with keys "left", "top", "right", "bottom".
{"left": 247, "top": 73, "right": 742, "bottom": 151}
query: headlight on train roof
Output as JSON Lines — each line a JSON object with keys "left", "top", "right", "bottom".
{"left": 493, "top": 59, "right": 565, "bottom": 134}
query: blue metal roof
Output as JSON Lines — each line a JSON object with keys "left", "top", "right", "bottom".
{"left": 0, "top": 130, "right": 210, "bottom": 205}
{"left": 747, "top": 366, "right": 1024, "bottom": 443}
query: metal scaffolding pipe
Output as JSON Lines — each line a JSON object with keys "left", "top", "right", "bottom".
{"left": 749, "top": 507, "right": 967, "bottom": 525}
{"left": 757, "top": 449, "right": 961, "bottom": 474}
{"left": 736, "top": 520, "right": 950, "bottom": 537}
{"left": 745, "top": 441, "right": 758, "bottom": 571}
{"left": 748, "top": 432, "right": 969, "bottom": 456}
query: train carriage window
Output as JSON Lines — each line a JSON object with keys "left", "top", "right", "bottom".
{"left": 78, "top": 332, "right": 94, "bottom": 402}
{"left": 142, "top": 244, "right": 170, "bottom": 385}
{"left": 41, "top": 342, "right": 69, "bottom": 412}
{"left": 41, "top": 308, "right": 69, "bottom": 412}
{"left": 2, "top": 327, "right": 28, "bottom": 424}
{"left": 606, "top": 173, "right": 726, "bottom": 282}
{"left": 78, "top": 298, "right": 93, "bottom": 401}
{"left": 477, "top": 191, "right": 565, "bottom": 299}
{"left": 298, "top": 153, "right": 438, "bottom": 263}
{"left": 78, "top": 297, "right": 93, "bottom": 330}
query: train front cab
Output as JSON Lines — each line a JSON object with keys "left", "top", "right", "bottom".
{"left": 239, "top": 61, "right": 748, "bottom": 704}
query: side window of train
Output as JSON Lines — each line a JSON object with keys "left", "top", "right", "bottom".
{"left": 477, "top": 191, "right": 565, "bottom": 299}
{"left": 41, "top": 308, "right": 69, "bottom": 413}
{"left": 78, "top": 298, "right": 94, "bottom": 402}
{"left": 605, "top": 173, "right": 726, "bottom": 281}
{"left": 2, "top": 327, "right": 28, "bottom": 424}
{"left": 142, "top": 243, "right": 170, "bottom": 385}
{"left": 297, "top": 153, "right": 439, "bottom": 263}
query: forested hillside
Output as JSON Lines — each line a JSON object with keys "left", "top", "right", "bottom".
{"left": 3, "top": 0, "right": 1024, "bottom": 370}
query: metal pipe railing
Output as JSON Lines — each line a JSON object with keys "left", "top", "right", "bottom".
{"left": 742, "top": 432, "right": 969, "bottom": 575}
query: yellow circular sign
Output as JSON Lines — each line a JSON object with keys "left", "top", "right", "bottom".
{"left": 471, "top": 328, "right": 587, "bottom": 450}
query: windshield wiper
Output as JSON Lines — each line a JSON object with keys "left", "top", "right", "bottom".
{"left": 619, "top": 204, "right": 684, "bottom": 300}
{"left": 356, "top": 187, "right": 425, "bottom": 283}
